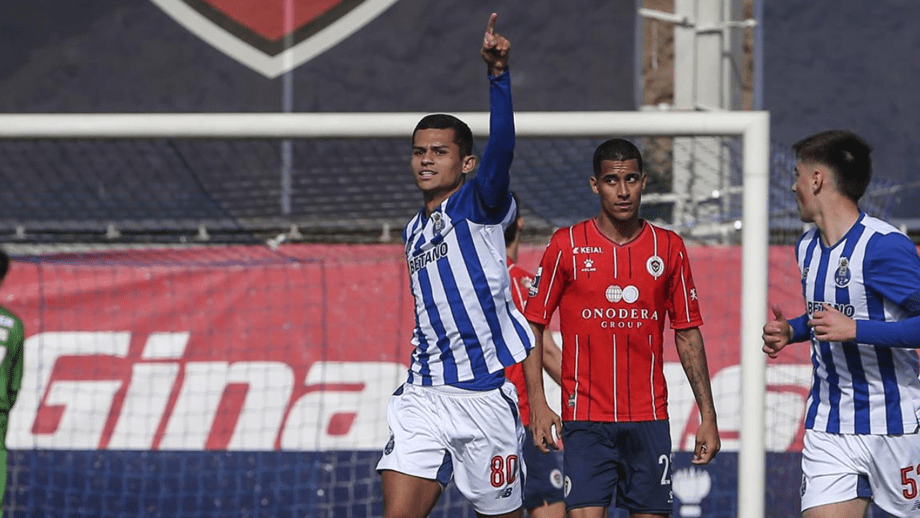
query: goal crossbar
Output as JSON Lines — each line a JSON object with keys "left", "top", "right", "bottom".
{"left": 0, "top": 111, "right": 764, "bottom": 139}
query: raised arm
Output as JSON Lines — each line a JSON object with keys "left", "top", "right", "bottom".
{"left": 474, "top": 13, "right": 514, "bottom": 210}
{"left": 674, "top": 327, "right": 720, "bottom": 465}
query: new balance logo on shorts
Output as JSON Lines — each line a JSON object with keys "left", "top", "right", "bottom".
{"left": 496, "top": 487, "right": 514, "bottom": 499}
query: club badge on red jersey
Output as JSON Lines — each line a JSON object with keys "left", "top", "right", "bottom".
{"left": 646, "top": 255, "right": 664, "bottom": 279}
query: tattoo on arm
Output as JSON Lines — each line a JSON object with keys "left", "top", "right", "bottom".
{"left": 675, "top": 328, "right": 717, "bottom": 418}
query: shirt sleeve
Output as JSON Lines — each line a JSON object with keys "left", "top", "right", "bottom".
{"left": 854, "top": 231, "right": 920, "bottom": 348}
{"left": 666, "top": 236, "right": 704, "bottom": 329}
{"left": 857, "top": 317, "right": 920, "bottom": 348}
{"left": 523, "top": 234, "right": 566, "bottom": 326}
{"left": 865, "top": 231, "right": 920, "bottom": 311}
{"left": 471, "top": 70, "right": 515, "bottom": 212}
{"left": 788, "top": 314, "right": 810, "bottom": 343}
{"left": 508, "top": 264, "right": 533, "bottom": 313}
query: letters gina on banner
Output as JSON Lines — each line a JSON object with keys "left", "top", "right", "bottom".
{"left": 7, "top": 332, "right": 813, "bottom": 454}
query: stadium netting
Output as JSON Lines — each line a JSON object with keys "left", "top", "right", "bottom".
{"left": 0, "top": 123, "right": 899, "bottom": 517}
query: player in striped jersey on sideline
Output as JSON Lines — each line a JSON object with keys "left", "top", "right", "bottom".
{"left": 762, "top": 130, "right": 920, "bottom": 518}
{"left": 376, "top": 13, "right": 560, "bottom": 518}
{"left": 503, "top": 195, "right": 566, "bottom": 518}
{"left": 523, "top": 138, "right": 721, "bottom": 518}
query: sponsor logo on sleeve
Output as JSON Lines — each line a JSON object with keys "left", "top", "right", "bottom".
{"left": 520, "top": 275, "right": 533, "bottom": 291}
{"left": 529, "top": 267, "right": 542, "bottom": 297}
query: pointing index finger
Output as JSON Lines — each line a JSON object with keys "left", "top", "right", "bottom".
{"left": 485, "top": 12, "right": 497, "bottom": 34}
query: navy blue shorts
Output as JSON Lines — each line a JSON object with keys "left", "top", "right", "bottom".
{"left": 562, "top": 420, "right": 672, "bottom": 513}
{"left": 522, "top": 428, "right": 565, "bottom": 509}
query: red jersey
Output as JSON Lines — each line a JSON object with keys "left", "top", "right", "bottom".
{"left": 523, "top": 219, "right": 703, "bottom": 423}
{"left": 504, "top": 257, "right": 534, "bottom": 426}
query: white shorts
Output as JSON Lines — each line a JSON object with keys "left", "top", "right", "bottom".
{"left": 376, "top": 380, "right": 526, "bottom": 515}
{"left": 802, "top": 429, "right": 920, "bottom": 516}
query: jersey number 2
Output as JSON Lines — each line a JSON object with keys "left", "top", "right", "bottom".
{"left": 490, "top": 455, "right": 518, "bottom": 487}
{"left": 659, "top": 454, "right": 671, "bottom": 485}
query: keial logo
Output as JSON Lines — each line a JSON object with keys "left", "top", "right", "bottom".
{"left": 672, "top": 467, "right": 711, "bottom": 518}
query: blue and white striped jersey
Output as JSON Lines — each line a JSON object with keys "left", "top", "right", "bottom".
{"left": 796, "top": 212, "right": 920, "bottom": 435}
{"left": 402, "top": 71, "right": 534, "bottom": 389}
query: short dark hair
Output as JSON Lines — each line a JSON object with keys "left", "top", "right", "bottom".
{"left": 413, "top": 114, "right": 474, "bottom": 158}
{"left": 593, "top": 138, "right": 644, "bottom": 176}
{"left": 0, "top": 250, "right": 8, "bottom": 284}
{"left": 504, "top": 192, "right": 521, "bottom": 244}
{"left": 792, "top": 130, "right": 873, "bottom": 202}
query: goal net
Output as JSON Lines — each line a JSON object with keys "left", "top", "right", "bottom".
{"left": 0, "top": 112, "right": 776, "bottom": 517}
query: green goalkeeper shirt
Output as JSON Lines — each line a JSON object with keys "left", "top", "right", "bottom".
{"left": 0, "top": 306, "right": 23, "bottom": 447}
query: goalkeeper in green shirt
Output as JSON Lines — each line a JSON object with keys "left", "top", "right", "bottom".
{"left": 0, "top": 251, "right": 23, "bottom": 515}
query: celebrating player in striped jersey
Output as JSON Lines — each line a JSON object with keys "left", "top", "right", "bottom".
{"left": 503, "top": 195, "right": 566, "bottom": 518}
{"left": 0, "top": 250, "right": 24, "bottom": 514}
{"left": 762, "top": 130, "right": 920, "bottom": 518}
{"left": 523, "top": 138, "right": 720, "bottom": 518}
{"left": 376, "top": 13, "right": 559, "bottom": 518}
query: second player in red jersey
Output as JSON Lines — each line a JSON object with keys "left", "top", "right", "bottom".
{"left": 524, "top": 138, "right": 719, "bottom": 518}
{"left": 525, "top": 218, "right": 701, "bottom": 423}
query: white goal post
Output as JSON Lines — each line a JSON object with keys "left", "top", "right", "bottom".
{"left": 0, "top": 110, "right": 769, "bottom": 518}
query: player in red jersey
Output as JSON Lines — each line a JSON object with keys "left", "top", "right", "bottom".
{"left": 503, "top": 195, "right": 565, "bottom": 518}
{"left": 523, "top": 138, "right": 720, "bottom": 518}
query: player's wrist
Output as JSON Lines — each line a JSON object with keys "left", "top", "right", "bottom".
{"left": 487, "top": 65, "right": 508, "bottom": 78}
{"left": 698, "top": 409, "right": 718, "bottom": 421}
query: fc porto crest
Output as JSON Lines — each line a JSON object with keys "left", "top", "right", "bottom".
{"left": 834, "top": 257, "right": 851, "bottom": 288}
{"left": 152, "top": 0, "right": 400, "bottom": 78}
{"left": 384, "top": 433, "right": 395, "bottom": 455}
